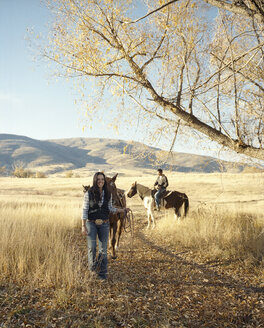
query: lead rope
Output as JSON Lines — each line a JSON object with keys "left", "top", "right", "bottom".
{"left": 116, "top": 192, "right": 135, "bottom": 263}
{"left": 123, "top": 209, "right": 134, "bottom": 238}
{"left": 123, "top": 209, "right": 135, "bottom": 266}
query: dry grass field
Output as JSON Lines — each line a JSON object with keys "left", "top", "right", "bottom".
{"left": 0, "top": 172, "right": 263, "bottom": 327}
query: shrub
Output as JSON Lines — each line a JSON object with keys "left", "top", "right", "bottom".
{"left": 65, "top": 170, "right": 74, "bottom": 178}
{"left": 0, "top": 166, "right": 6, "bottom": 176}
{"left": 12, "top": 167, "right": 34, "bottom": 178}
{"left": 12, "top": 161, "right": 34, "bottom": 178}
{"left": 35, "top": 171, "right": 47, "bottom": 178}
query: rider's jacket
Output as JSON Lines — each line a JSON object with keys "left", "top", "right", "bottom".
{"left": 154, "top": 174, "right": 169, "bottom": 189}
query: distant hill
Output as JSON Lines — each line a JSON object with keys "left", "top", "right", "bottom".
{"left": 0, "top": 134, "right": 247, "bottom": 175}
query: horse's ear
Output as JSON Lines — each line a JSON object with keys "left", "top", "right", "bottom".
{"left": 82, "top": 185, "right": 90, "bottom": 193}
{"left": 112, "top": 173, "right": 118, "bottom": 182}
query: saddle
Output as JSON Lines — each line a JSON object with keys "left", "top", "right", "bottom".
{"left": 152, "top": 189, "right": 172, "bottom": 206}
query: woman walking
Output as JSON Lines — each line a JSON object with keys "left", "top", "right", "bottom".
{"left": 81, "top": 172, "right": 129, "bottom": 280}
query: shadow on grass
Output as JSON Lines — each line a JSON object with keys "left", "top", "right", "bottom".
{"left": 135, "top": 231, "right": 264, "bottom": 294}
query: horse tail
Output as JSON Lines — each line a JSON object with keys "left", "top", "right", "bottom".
{"left": 184, "top": 195, "right": 189, "bottom": 216}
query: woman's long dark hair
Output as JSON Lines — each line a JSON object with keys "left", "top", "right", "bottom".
{"left": 90, "top": 172, "right": 110, "bottom": 202}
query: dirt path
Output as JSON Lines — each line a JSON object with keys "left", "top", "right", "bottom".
{"left": 104, "top": 218, "right": 264, "bottom": 327}
{"left": 1, "top": 216, "right": 263, "bottom": 328}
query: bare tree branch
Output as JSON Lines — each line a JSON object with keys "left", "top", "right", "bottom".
{"left": 121, "top": 0, "right": 180, "bottom": 24}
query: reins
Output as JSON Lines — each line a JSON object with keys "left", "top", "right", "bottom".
{"left": 114, "top": 190, "right": 134, "bottom": 238}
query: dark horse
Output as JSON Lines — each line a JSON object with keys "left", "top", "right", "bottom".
{"left": 127, "top": 182, "right": 189, "bottom": 229}
{"left": 105, "top": 175, "right": 127, "bottom": 259}
{"left": 83, "top": 174, "right": 126, "bottom": 259}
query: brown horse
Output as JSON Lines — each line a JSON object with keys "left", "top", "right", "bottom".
{"left": 106, "top": 176, "right": 127, "bottom": 259}
{"left": 127, "top": 182, "right": 189, "bottom": 228}
{"left": 83, "top": 174, "right": 126, "bottom": 259}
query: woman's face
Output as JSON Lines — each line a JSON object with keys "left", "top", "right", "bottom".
{"left": 96, "top": 174, "right": 105, "bottom": 190}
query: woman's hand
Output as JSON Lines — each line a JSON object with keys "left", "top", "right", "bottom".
{"left": 82, "top": 224, "right": 87, "bottom": 235}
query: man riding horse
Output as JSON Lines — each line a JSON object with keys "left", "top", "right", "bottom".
{"left": 153, "top": 168, "right": 169, "bottom": 211}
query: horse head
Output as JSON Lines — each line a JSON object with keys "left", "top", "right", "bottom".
{"left": 105, "top": 174, "right": 120, "bottom": 206}
{"left": 127, "top": 182, "right": 137, "bottom": 198}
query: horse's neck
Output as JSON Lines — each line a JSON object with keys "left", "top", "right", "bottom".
{"left": 137, "top": 184, "right": 151, "bottom": 198}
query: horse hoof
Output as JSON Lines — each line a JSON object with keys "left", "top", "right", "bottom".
{"left": 111, "top": 256, "right": 117, "bottom": 260}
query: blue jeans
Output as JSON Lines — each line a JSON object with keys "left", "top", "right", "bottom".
{"left": 154, "top": 187, "right": 165, "bottom": 207}
{"left": 86, "top": 221, "right": 109, "bottom": 279}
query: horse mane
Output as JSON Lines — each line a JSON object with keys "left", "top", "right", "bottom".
{"left": 137, "top": 184, "right": 152, "bottom": 197}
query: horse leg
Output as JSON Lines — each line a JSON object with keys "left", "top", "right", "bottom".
{"left": 110, "top": 221, "right": 118, "bottom": 259}
{"left": 146, "top": 210, "right": 151, "bottom": 229}
{"left": 174, "top": 208, "right": 181, "bottom": 222}
{"left": 116, "top": 216, "right": 124, "bottom": 250}
{"left": 150, "top": 209, "right": 156, "bottom": 229}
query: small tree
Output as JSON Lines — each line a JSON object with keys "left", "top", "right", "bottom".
{"left": 12, "top": 161, "right": 34, "bottom": 178}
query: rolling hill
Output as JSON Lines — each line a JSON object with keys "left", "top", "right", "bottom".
{"left": 0, "top": 134, "right": 246, "bottom": 175}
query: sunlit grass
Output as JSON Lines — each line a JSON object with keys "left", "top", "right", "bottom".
{"left": 149, "top": 208, "right": 264, "bottom": 266}
{"left": 0, "top": 196, "right": 90, "bottom": 289}
{"left": 0, "top": 173, "right": 263, "bottom": 290}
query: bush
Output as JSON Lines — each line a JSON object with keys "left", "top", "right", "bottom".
{"left": 12, "top": 161, "right": 34, "bottom": 178}
{"left": 12, "top": 167, "right": 34, "bottom": 178}
{"left": 35, "top": 171, "right": 47, "bottom": 178}
{"left": 0, "top": 166, "right": 6, "bottom": 176}
{"left": 65, "top": 170, "right": 74, "bottom": 178}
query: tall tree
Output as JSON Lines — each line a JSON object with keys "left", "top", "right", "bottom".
{"left": 44, "top": 0, "right": 264, "bottom": 161}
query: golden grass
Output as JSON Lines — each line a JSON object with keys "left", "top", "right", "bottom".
{"left": 0, "top": 172, "right": 263, "bottom": 290}
{"left": 149, "top": 208, "right": 264, "bottom": 266}
{"left": 0, "top": 194, "right": 88, "bottom": 289}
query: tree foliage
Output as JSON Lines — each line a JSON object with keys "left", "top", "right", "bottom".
{"left": 44, "top": 0, "right": 264, "bottom": 161}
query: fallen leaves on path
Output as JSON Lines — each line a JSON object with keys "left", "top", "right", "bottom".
{"left": 1, "top": 217, "right": 263, "bottom": 328}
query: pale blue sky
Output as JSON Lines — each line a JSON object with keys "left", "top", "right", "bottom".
{"left": 1, "top": 0, "right": 119, "bottom": 140}
{"left": 0, "top": 0, "right": 237, "bottom": 161}
{"left": 0, "top": 0, "right": 180, "bottom": 147}
{"left": 1, "top": 0, "right": 174, "bottom": 147}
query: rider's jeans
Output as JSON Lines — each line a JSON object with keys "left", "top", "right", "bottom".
{"left": 86, "top": 221, "right": 109, "bottom": 279}
{"left": 155, "top": 187, "right": 165, "bottom": 207}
